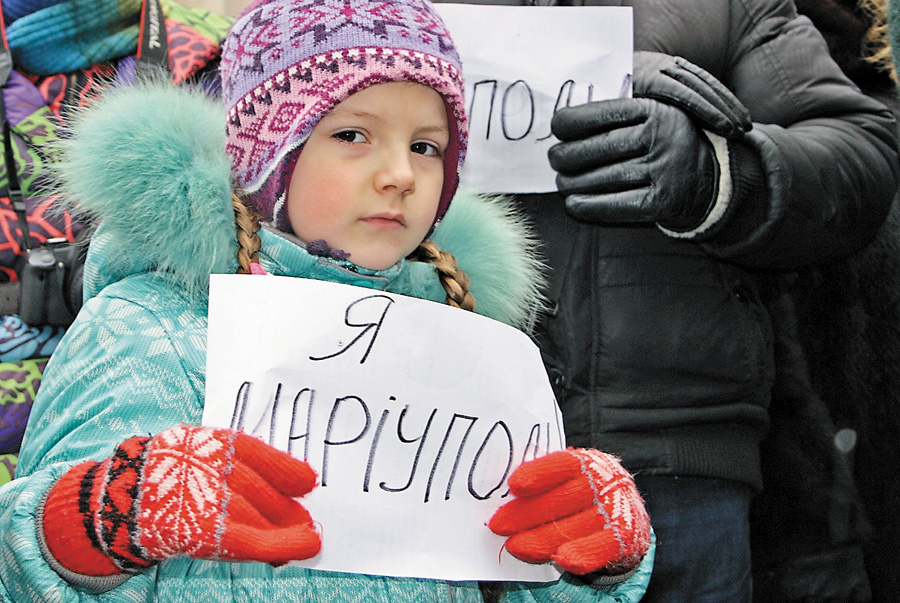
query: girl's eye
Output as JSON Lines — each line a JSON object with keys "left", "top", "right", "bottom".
{"left": 333, "top": 130, "right": 366, "bottom": 143}
{"left": 411, "top": 141, "right": 442, "bottom": 157}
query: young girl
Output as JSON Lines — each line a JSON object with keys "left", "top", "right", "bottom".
{"left": 0, "top": 0, "right": 653, "bottom": 601}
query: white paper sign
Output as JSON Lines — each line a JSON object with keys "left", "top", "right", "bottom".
{"left": 204, "top": 275, "right": 565, "bottom": 582}
{"left": 434, "top": 4, "right": 633, "bottom": 194}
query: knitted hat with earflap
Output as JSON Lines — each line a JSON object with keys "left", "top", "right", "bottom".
{"left": 220, "top": 0, "right": 468, "bottom": 236}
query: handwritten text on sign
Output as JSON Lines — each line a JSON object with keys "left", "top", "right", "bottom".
{"left": 203, "top": 275, "right": 565, "bottom": 581}
{"left": 434, "top": 4, "right": 633, "bottom": 194}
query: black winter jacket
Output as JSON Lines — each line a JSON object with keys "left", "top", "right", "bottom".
{"left": 439, "top": 0, "right": 900, "bottom": 489}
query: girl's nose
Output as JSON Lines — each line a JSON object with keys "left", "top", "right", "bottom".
{"left": 374, "top": 147, "right": 415, "bottom": 196}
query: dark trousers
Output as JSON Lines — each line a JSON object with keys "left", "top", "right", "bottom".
{"left": 634, "top": 475, "right": 754, "bottom": 603}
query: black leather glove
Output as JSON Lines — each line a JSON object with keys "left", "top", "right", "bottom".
{"left": 549, "top": 51, "right": 754, "bottom": 237}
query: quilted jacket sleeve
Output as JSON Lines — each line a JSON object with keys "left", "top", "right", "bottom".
{"left": 500, "top": 537, "right": 655, "bottom": 603}
{"left": 0, "top": 277, "right": 205, "bottom": 602}
{"left": 699, "top": 0, "right": 900, "bottom": 269}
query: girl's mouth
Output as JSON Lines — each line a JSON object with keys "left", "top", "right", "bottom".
{"left": 362, "top": 213, "right": 406, "bottom": 229}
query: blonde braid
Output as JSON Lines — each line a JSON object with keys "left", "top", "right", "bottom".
{"left": 233, "top": 193, "right": 262, "bottom": 274}
{"left": 413, "top": 239, "right": 475, "bottom": 312}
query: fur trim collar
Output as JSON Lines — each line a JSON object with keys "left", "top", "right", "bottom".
{"left": 55, "top": 82, "right": 545, "bottom": 329}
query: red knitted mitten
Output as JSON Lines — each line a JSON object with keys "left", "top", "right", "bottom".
{"left": 489, "top": 448, "right": 650, "bottom": 575}
{"left": 42, "top": 425, "right": 321, "bottom": 577}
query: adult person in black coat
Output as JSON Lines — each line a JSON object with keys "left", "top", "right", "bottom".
{"left": 432, "top": 0, "right": 900, "bottom": 601}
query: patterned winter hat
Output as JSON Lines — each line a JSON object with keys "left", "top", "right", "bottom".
{"left": 220, "top": 0, "right": 468, "bottom": 234}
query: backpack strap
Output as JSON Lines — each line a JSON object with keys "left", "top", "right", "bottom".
{"left": 0, "top": 0, "right": 31, "bottom": 254}
{"left": 0, "top": 0, "right": 24, "bottom": 314}
{"left": 136, "top": 0, "right": 171, "bottom": 76}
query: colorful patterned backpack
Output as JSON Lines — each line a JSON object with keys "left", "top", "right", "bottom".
{"left": 0, "top": 0, "right": 232, "bottom": 486}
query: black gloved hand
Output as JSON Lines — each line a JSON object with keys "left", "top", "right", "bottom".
{"left": 549, "top": 52, "right": 753, "bottom": 236}
{"left": 550, "top": 98, "right": 720, "bottom": 231}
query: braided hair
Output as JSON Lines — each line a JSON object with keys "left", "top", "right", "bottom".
{"left": 233, "top": 194, "right": 261, "bottom": 274}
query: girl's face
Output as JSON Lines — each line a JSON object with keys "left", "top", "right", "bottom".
{"left": 287, "top": 82, "right": 450, "bottom": 270}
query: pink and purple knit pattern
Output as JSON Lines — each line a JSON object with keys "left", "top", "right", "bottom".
{"left": 221, "top": 0, "right": 468, "bottom": 226}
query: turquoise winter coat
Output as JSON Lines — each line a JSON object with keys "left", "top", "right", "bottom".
{"left": 0, "top": 84, "right": 653, "bottom": 603}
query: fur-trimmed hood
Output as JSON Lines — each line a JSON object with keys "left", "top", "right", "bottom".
{"left": 54, "top": 82, "right": 545, "bottom": 329}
